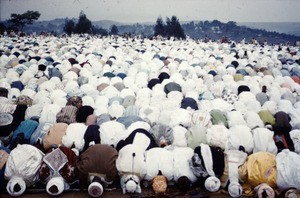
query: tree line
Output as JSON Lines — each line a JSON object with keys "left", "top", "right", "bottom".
{"left": 63, "top": 11, "right": 119, "bottom": 36}
{"left": 63, "top": 11, "right": 185, "bottom": 39}
{"left": 0, "top": 10, "right": 41, "bottom": 32}
{"left": 1, "top": 10, "right": 186, "bottom": 40}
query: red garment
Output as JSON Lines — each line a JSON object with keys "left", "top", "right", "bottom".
{"left": 39, "top": 146, "right": 78, "bottom": 184}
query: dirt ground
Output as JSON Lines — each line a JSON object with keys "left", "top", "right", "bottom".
{"left": 0, "top": 186, "right": 231, "bottom": 198}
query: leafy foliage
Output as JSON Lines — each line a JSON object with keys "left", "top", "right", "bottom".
{"left": 0, "top": 22, "right": 6, "bottom": 34}
{"left": 110, "top": 25, "right": 119, "bottom": 35}
{"left": 165, "top": 16, "right": 186, "bottom": 39}
{"left": 8, "top": 10, "right": 41, "bottom": 31}
{"left": 75, "top": 11, "right": 92, "bottom": 34}
{"left": 63, "top": 19, "right": 75, "bottom": 35}
{"left": 63, "top": 11, "right": 108, "bottom": 35}
{"left": 154, "top": 17, "right": 165, "bottom": 37}
{"left": 153, "top": 16, "right": 186, "bottom": 39}
{"left": 91, "top": 25, "right": 108, "bottom": 36}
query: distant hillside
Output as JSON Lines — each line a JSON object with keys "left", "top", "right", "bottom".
{"left": 238, "top": 22, "right": 300, "bottom": 36}
{"left": 93, "top": 20, "right": 126, "bottom": 30}
{"left": 2, "top": 18, "right": 300, "bottom": 44}
{"left": 23, "top": 18, "right": 74, "bottom": 34}
{"left": 182, "top": 20, "right": 300, "bottom": 44}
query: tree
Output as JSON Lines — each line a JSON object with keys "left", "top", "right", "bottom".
{"left": 63, "top": 18, "right": 75, "bottom": 35}
{"left": 109, "top": 25, "right": 119, "bottom": 35}
{"left": 91, "top": 25, "right": 108, "bottom": 36}
{"left": 8, "top": 10, "right": 41, "bottom": 31}
{"left": 0, "top": 22, "right": 6, "bottom": 34}
{"left": 227, "top": 21, "right": 237, "bottom": 27}
{"left": 75, "top": 11, "right": 92, "bottom": 34}
{"left": 212, "top": 20, "right": 222, "bottom": 26}
{"left": 153, "top": 17, "right": 165, "bottom": 37}
{"left": 165, "top": 16, "right": 186, "bottom": 39}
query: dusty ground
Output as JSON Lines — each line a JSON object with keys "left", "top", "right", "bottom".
{"left": 0, "top": 186, "right": 231, "bottom": 197}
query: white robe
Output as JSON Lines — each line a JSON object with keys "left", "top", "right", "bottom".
{"left": 144, "top": 148, "right": 174, "bottom": 181}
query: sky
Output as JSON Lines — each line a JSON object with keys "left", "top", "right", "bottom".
{"left": 0, "top": 0, "right": 299, "bottom": 23}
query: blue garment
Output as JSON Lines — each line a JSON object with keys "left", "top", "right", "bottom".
{"left": 45, "top": 56, "right": 54, "bottom": 63}
{"left": 208, "top": 70, "right": 217, "bottom": 76}
{"left": 158, "top": 72, "right": 170, "bottom": 83}
{"left": 148, "top": 78, "right": 161, "bottom": 90}
{"left": 164, "top": 82, "right": 182, "bottom": 94}
{"left": 117, "top": 73, "right": 127, "bottom": 79}
{"left": 11, "top": 81, "right": 24, "bottom": 91}
{"left": 82, "top": 125, "right": 100, "bottom": 153}
{"left": 30, "top": 122, "right": 53, "bottom": 145}
{"left": 181, "top": 97, "right": 199, "bottom": 110}
{"left": 48, "top": 67, "right": 62, "bottom": 80}
{"left": 124, "top": 105, "right": 139, "bottom": 117}
{"left": 237, "top": 85, "right": 250, "bottom": 95}
{"left": 291, "top": 70, "right": 300, "bottom": 77}
{"left": 116, "top": 128, "right": 158, "bottom": 151}
{"left": 103, "top": 72, "right": 115, "bottom": 78}
{"left": 116, "top": 116, "right": 144, "bottom": 129}
{"left": 10, "top": 119, "right": 39, "bottom": 149}
{"left": 236, "top": 69, "right": 249, "bottom": 76}
{"left": 280, "top": 69, "right": 291, "bottom": 77}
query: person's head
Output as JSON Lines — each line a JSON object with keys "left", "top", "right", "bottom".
{"left": 204, "top": 176, "right": 221, "bottom": 192}
{"left": 46, "top": 176, "right": 65, "bottom": 196}
{"left": 152, "top": 175, "right": 167, "bottom": 194}
{"left": 0, "top": 87, "right": 8, "bottom": 98}
{"left": 228, "top": 182, "right": 243, "bottom": 198}
{"left": 6, "top": 176, "right": 26, "bottom": 197}
{"left": 121, "top": 174, "right": 141, "bottom": 194}
{"left": 88, "top": 182, "right": 103, "bottom": 197}
{"left": 177, "top": 176, "right": 191, "bottom": 192}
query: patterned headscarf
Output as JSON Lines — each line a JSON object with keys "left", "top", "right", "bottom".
{"left": 66, "top": 96, "right": 82, "bottom": 109}
{"left": 15, "top": 95, "right": 33, "bottom": 106}
{"left": 152, "top": 175, "right": 167, "bottom": 194}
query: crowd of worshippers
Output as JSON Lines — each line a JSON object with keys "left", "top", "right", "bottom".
{"left": 0, "top": 35, "right": 300, "bottom": 197}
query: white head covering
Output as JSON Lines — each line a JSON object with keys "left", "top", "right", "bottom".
{"left": 5, "top": 144, "right": 43, "bottom": 187}
{"left": 88, "top": 182, "right": 103, "bottom": 197}
{"left": 200, "top": 143, "right": 221, "bottom": 192}
{"left": 171, "top": 125, "right": 188, "bottom": 147}
{"left": 144, "top": 148, "right": 174, "bottom": 181}
{"left": 6, "top": 176, "right": 26, "bottom": 197}
{"left": 228, "top": 125, "right": 254, "bottom": 153}
{"left": 171, "top": 147, "right": 197, "bottom": 183}
{"left": 46, "top": 176, "right": 65, "bottom": 196}
{"left": 227, "top": 111, "right": 247, "bottom": 128}
{"left": 253, "top": 128, "right": 277, "bottom": 155}
{"left": 100, "top": 121, "right": 127, "bottom": 147}
{"left": 125, "top": 180, "right": 138, "bottom": 193}
{"left": 226, "top": 150, "right": 247, "bottom": 197}
{"left": 120, "top": 174, "right": 141, "bottom": 194}
{"left": 169, "top": 108, "right": 192, "bottom": 128}
{"left": 244, "top": 111, "right": 264, "bottom": 129}
{"left": 108, "top": 101, "right": 125, "bottom": 118}
{"left": 206, "top": 125, "right": 229, "bottom": 150}
{"left": 276, "top": 149, "right": 300, "bottom": 190}
{"left": 116, "top": 143, "right": 147, "bottom": 179}
{"left": 139, "top": 106, "right": 160, "bottom": 125}
{"left": 61, "top": 123, "right": 87, "bottom": 152}
{"left": 127, "top": 121, "right": 151, "bottom": 134}
{"left": 228, "top": 182, "right": 243, "bottom": 198}
{"left": 205, "top": 176, "right": 221, "bottom": 192}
